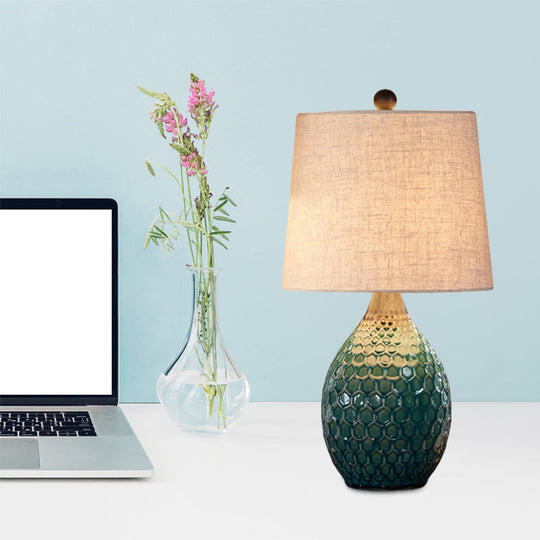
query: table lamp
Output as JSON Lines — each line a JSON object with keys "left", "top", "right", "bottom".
{"left": 283, "top": 90, "right": 492, "bottom": 490}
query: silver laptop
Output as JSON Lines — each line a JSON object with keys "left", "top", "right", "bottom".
{"left": 0, "top": 198, "right": 152, "bottom": 478}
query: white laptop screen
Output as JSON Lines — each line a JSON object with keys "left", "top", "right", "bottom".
{"left": 0, "top": 208, "right": 113, "bottom": 396}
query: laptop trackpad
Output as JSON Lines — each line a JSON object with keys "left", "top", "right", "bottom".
{"left": 0, "top": 439, "right": 39, "bottom": 469}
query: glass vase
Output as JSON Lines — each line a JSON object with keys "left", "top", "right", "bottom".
{"left": 157, "top": 267, "right": 249, "bottom": 433}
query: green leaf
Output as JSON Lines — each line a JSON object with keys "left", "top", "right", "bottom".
{"left": 214, "top": 200, "right": 227, "bottom": 212}
{"left": 153, "top": 226, "right": 168, "bottom": 238}
{"left": 214, "top": 215, "right": 236, "bottom": 223}
{"left": 211, "top": 236, "right": 228, "bottom": 250}
{"left": 145, "top": 160, "right": 156, "bottom": 177}
{"left": 210, "top": 230, "right": 231, "bottom": 236}
{"left": 225, "top": 195, "right": 237, "bottom": 207}
{"left": 159, "top": 207, "right": 173, "bottom": 221}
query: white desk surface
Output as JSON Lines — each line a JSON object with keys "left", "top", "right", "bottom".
{"left": 0, "top": 402, "right": 538, "bottom": 539}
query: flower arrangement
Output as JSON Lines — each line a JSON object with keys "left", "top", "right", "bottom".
{"left": 137, "top": 75, "right": 239, "bottom": 429}
{"left": 136, "top": 74, "right": 236, "bottom": 262}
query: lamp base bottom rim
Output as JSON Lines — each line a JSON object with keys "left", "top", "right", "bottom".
{"left": 344, "top": 480, "right": 427, "bottom": 491}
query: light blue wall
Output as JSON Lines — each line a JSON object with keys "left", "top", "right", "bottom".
{"left": 1, "top": 0, "right": 538, "bottom": 402}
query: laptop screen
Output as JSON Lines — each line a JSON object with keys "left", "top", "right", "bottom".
{"left": 0, "top": 201, "right": 117, "bottom": 402}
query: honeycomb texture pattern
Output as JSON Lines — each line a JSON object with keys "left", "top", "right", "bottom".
{"left": 322, "top": 302, "right": 451, "bottom": 489}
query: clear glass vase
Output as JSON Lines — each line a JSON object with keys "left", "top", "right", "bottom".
{"left": 157, "top": 267, "right": 249, "bottom": 433}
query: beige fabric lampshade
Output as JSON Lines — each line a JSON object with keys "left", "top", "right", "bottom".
{"left": 283, "top": 110, "right": 493, "bottom": 292}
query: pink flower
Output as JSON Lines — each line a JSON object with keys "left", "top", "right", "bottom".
{"left": 187, "top": 76, "right": 217, "bottom": 119}
{"left": 153, "top": 107, "right": 188, "bottom": 138}
{"left": 180, "top": 151, "right": 207, "bottom": 177}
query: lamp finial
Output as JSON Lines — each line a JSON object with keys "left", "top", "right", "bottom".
{"left": 374, "top": 89, "right": 397, "bottom": 110}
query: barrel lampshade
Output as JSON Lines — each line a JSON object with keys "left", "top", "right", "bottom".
{"left": 283, "top": 110, "right": 493, "bottom": 292}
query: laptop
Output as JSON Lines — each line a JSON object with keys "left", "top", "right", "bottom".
{"left": 0, "top": 198, "right": 153, "bottom": 478}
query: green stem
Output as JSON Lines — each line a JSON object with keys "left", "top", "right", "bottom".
{"left": 169, "top": 107, "right": 198, "bottom": 267}
{"left": 179, "top": 168, "right": 196, "bottom": 265}
{"left": 185, "top": 173, "right": 197, "bottom": 265}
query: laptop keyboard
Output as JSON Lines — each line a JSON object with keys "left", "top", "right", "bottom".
{"left": 0, "top": 411, "right": 96, "bottom": 437}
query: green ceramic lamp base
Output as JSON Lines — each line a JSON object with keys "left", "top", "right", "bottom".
{"left": 321, "top": 293, "right": 451, "bottom": 490}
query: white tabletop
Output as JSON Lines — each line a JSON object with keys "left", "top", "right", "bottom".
{"left": 1, "top": 402, "right": 538, "bottom": 539}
